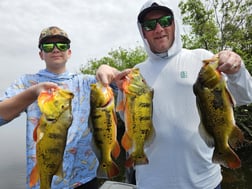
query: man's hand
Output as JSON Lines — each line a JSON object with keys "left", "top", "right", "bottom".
{"left": 217, "top": 50, "right": 242, "bottom": 74}
{"left": 96, "top": 64, "right": 131, "bottom": 88}
{"left": 32, "top": 82, "right": 59, "bottom": 96}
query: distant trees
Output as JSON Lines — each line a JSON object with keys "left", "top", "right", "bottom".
{"left": 179, "top": 0, "right": 252, "bottom": 72}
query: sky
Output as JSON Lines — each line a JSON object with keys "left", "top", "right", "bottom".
{"left": 0, "top": 0, "right": 147, "bottom": 188}
{"left": 0, "top": 0, "right": 147, "bottom": 92}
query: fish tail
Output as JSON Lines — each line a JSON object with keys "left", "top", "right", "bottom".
{"left": 213, "top": 147, "right": 241, "bottom": 169}
{"left": 125, "top": 153, "right": 149, "bottom": 168}
{"left": 212, "top": 126, "right": 243, "bottom": 169}
{"left": 29, "top": 164, "right": 39, "bottom": 188}
{"left": 97, "top": 161, "right": 120, "bottom": 179}
{"left": 228, "top": 126, "right": 244, "bottom": 149}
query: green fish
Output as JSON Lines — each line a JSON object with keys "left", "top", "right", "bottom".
{"left": 193, "top": 56, "right": 244, "bottom": 169}
{"left": 117, "top": 68, "right": 155, "bottom": 168}
{"left": 90, "top": 82, "right": 120, "bottom": 179}
{"left": 29, "top": 88, "right": 74, "bottom": 189}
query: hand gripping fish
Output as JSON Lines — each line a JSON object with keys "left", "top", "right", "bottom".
{"left": 90, "top": 82, "right": 120, "bottom": 179}
{"left": 117, "top": 68, "right": 155, "bottom": 168}
{"left": 29, "top": 88, "right": 74, "bottom": 189}
{"left": 193, "top": 56, "right": 244, "bottom": 169}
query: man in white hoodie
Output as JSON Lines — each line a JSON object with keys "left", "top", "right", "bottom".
{"left": 96, "top": 0, "right": 252, "bottom": 188}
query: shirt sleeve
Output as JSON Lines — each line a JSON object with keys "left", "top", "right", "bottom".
{"left": 226, "top": 62, "right": 252, "bottom": 106}
{"left": 0, "top": 116, "right": 10, "bottom": 126}
{"left": 0, "top": 75, "right": 27, "bottom": 124}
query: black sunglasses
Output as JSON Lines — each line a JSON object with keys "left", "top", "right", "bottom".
{"left": 40, "top": 42, "right": 70, "bottom": 53}
{"left": 141, "top": 15, "right": 173, "bottom": 31}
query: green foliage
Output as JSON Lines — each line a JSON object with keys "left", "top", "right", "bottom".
{"left": 234, "top": 104, "right": 252, "bottom": 140}
{"left": 80, "top": 46, "right": 147, "bottom": 74}
{"left": 179, "top": 0, "right": 252, "bottom": 74}
{"left": 179, "top": 0, "right": 220, "bottom": 52}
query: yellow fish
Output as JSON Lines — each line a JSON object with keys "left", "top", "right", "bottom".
{"left": 90, "top": 82, "right": 120, "bottom": 179}
{"left": 193, "top": 56, "right": 244, "bottom": 169}
{"left": 117, "top": 68, "right": 155, "bottom": 168}
{"left": 29, "top": 88, "right": 74, "bottom": 189}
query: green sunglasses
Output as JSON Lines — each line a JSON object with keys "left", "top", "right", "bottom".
{"left": 40, "top": 42, "right": 70, "bottom": 53}
{"left": 141, "top": 15, "right": 173, "bottom": 31}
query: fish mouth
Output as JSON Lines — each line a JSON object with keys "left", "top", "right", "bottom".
{"left": 101, "top": 98, "right": 113, "bottom": 108}
{"left": 46, "top": 117, "right": 57, "bottom": 123}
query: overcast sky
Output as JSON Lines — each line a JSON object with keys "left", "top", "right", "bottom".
{"left": 0, "top": 0, "right": 147, "bottom": 188}
{"left": 0, "top": 0, "right": 148, "bottom": 91}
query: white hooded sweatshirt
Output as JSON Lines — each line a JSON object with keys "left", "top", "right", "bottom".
{"left": 133, "top": 0, "right": 252, "bottom": 189}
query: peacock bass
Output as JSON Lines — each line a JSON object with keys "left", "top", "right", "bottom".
{"left": 193, "top": 56, "right": 244, "bottom": 169}
{"left": 117, "top": 68, "right": 155, "bottom": 168}
{"left": 29, "top": 88, "right": 74, "bottom": 189}
{"left": 90, "top": 82, "right": 120, "bottom": 179}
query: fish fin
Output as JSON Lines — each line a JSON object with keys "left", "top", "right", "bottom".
{"left": 125, "top": 152, "right": 149, "bottom": 168}
{"left": 112, "top": 140, "right": 121, "bottom": 159}
{"left": 112, "top": 108, "right": 117, "bottom": 125}
{"left": 29, "top": 164, "right": 40, "bottom": 188}
{"left": 212, "top": 146, "right": 241, "bottom": 169}
{"left": 33, "top": 122, "right": 40, "bottom": 142}
{"left": 55, "top": 163, "right": 64, "bottom": 178}
{"left": 116, "top": 100, "right": 125, "bottom": 112}
{"left": 97, "top": 161, "right": 120, "bottom": 179}
{"left": 228, "top": 125, "right": 244, "bottom": 149}
{"left": 121, "top": 132, "right": 132, "bottom": 151}
{"left": 55, "top": 164, "right": 65, "bottom": 184}
{"left": 33, "top": 118, "right": 47, "bottom": 142}
{"left": 224, "top": 86, "right": 236, "bottom": 106}
{"left": 88, "top": 116, "right": 93, "bottom": 131}
{"left": 198, "top": 122, "right": 215, "bottom": 147}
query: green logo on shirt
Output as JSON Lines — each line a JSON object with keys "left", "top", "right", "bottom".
{"left": 180, "top": 71, "right": 187, "bottom": 78}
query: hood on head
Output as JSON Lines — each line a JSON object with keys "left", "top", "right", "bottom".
{"left": 137, "top": 0, "right": 182, "bottom": 60}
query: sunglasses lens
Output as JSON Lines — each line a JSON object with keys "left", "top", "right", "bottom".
{"left": 56, "top": 43, "right": 69, "bottom": 51}
{"left": 159, "top": 16, "right": 173, "bottom": 27}
{"left": 41, "top": 43, "right": 55, "bottom": 53}
{"left": 142, "top": 20, "right": 157, "bottom": 31}
{"left": 142, "top": 15, "right": 173, "bottom": 31}
{"left": 41, "top": 43, "right": 69, "bottom": 52}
